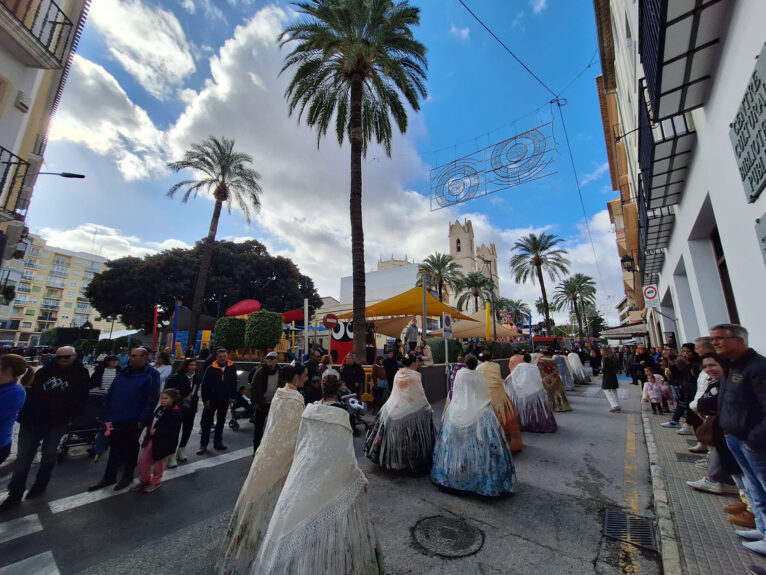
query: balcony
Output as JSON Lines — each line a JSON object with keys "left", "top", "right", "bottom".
{"left": 0, "top": 0, "right": 74, "bottom": 69}
{"left": 638, "top": 82, "right": 696, "bottom": 210}
{"left": 40, "top": 302, "right": 59, "bottom": 310}
{"left": 638, "top": 0, "right": 730, "bottom": 121}
{"left": 37, "top": 314, "right": 55, "bottom": 322}
{"left": 638, "top": 178, "right": 673, "bottom": 285}
{"left": 46, "top": 279, "right": 64, "bottom": 288}
{"left": 0, "top": 146, "right": 29, "bottom": 220}
{"left": 15, "top": 285, "right": 30, "bottom": 293}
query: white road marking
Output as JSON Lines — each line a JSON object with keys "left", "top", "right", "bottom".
{"left": 0, "top": 551, "right": 59, "bottom": 575}
{"left": 48, "top": 446, "right": 252, "bottom": 514}
{"left": 0, "top": 513, "right": 43, "bottom": 545}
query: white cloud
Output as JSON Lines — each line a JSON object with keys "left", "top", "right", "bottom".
{"left": 178, "top": 0, "right": 225, "bottom": 21}
{"left": 49, "top": 56, "right": 168, "bottom": 180}
{"left": 179, "top": 0, "right": 195, "bottom": 14}
{"left": 530, "top": 0, "right": 548, "bottom": 14}
{"left": 580, "top": 161, "right": 610, "bottom": 186}
{"left": 511, "top": 12, "right": 525, "bottom": 29}
{"left": 90, "top": 0, "right": 196, "bottom": 100}
{"left": 36, "top": 223, "right": 192, "bottom": 259}
{"left": 449, "top": 24, "right": 470, "bottom": 40}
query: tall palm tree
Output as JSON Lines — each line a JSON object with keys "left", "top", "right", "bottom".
{"left": 551, "top": 273, "right": 597, "bottom": 337}
{"left": 496, "top": 297, "right": 531, "bottom": 324}
{"left": 509, "top": 232, "right": 570, "bottom": 337}
{"left": 456, "top": 271, "right": 493, "bottom": 313}
{"left": 534, "top": 297, "right": 546, "bottom": 317}
{"left": 280, "top": 0, "right": 427, "bottom": 358}
{"left": 167, "top": 136, "right": 262, "bottom": 349}
{"left": 416, "top": 252, "right": 464, "bottom": 303}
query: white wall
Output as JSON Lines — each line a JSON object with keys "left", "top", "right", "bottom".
{"left": 0, "top": 46, "right": 42, "bottom": 153}
{"left": 339, "top": 263, "right": 419, "bottom": 304}
{"left": 657, "top": 0, "right": 766, "bottom": 350}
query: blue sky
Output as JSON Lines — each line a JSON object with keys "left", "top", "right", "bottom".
{"left": 29, "top": 0, "right": 621, "bottom": 322}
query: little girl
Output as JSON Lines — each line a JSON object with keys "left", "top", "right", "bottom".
{"left": 132, "top": 389, "right": 182, "bottom": 493}
{"left": 643, "top": 367, "right": 672, "bottom": 414}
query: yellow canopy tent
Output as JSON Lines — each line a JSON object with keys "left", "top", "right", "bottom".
{"left": 337, "top": 287, "right": 475, "bottom": 321}
{"left": 370, "top": 316, "right": 417, "bottom": 339}
{"left": 431, "top": 307, "right": 522, "bottom": 339}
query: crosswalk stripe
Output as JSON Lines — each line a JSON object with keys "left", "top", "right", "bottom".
{"left": 0, "top": 551, "right": 59, "bottom": 575}
{"left": 0, "top": 514, "right": 43, "bottom": 545}
{"left": 48, "top": 446, "right": 252, "bottom": 514}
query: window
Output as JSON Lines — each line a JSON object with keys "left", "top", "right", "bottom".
{"left": 21, "top": 322, "right": 32, "bottom": 328}
{"left": 67, "top": 291, "right": 75, "bottom": 297}
{"left": 456, "top": 239, "right": 461, "bottom": 252}
{"left": 70, "top": 270, "right": 80, "bottom": 276}
{"left": 64, "top": 302, "right": 73, "bottom": 308}
{"left": 74, "top": 314, "right": 89, "bottom": 325}
{"left": 32, "top": 286, "right": 41, "bottom": 293}
{"left": 21, "top": 271, "right": 34, "bottom": 280}
{"left": 53, "top": 256, "right": 69, "bottom": 266}
{"left": 50, "top": 265, "right": 68, "bottom": 277}
{"left": 73, "top": 259, "right": 84, "bottom": 266}
{"left": 69, "top": 281, "right": 78, "bottom": 286}
{"left": 28, "top": 247, "right": 41, "bottom": 257}
{"left": 42, "top": 299, "right": 60, "bottom": 310}
{"left": 61, "top": 314, "right": 70, "bottom": 319}
{"left": 25, "top": 309, "right": 34, "bottom": 316}
{"left": 711, "top": 228, "right": 740, "bottom": 323}
{"left": 83, "top": 272, "right": 95, "bottom": 282}
{"left": 76, "top": 303, "right": 91, "bottom": 313}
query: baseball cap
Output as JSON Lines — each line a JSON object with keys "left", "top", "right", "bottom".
{"left": 265, "top": 351, "right": 279, "bottom": 359}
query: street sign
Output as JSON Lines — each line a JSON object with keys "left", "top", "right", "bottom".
{"left": 443, "top": 313, "right": 453, "bottom": 337}
{"left": 323, "top": 313, "right": 339, "bottom": 328}
{"left": 643, "top": 284, "right": 660, "bottom": 308}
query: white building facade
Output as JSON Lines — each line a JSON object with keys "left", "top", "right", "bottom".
{"left": 596, "top": 0, "right": 766, "bottom": 351}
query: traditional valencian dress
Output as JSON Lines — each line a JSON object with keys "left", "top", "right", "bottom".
{"left": 505, "top": 362, "right": 558, "bottom": 433}
{"left": 538, "top": 356, "right": 573, "bottom": 412}
{"left": 253, "top": 402, "right": 383, "bottom": 574}
{"left": 217, "top": 387, "right": 305, "bottom": 575}
{"left": 365, "top": 367, "right": 435, "bottom": 474}
{"left": 442, "top": 362, "right": 466, "bottom": 416}
{"left": 554, "top": 354, "right": 575, "bottom": 391}
{"left": 477, "top": 361, "right": 523, "bottom": 452}
{"left": 431, "top": 367, "right": 516, "bottom": 496}
{"left": 568, "top": 352, "right": 591, "bottom": 384}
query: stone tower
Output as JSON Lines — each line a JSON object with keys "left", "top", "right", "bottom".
{"left": 447, "top": 219, "right": 498, "bottom": 306}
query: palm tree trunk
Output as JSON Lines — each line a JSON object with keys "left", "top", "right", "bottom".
{"left": 188, "top": 197, "right": 223, "bottom": 353}
{"left": 536, "top": 264, "right": 552, "bottom": 339}
{"left": 573, "top": 296, "right": 583, "bottom": 338}
{"left": 349, "top": 76, "right": 366, "bottom": 360}
{"left": 474, "top": 293, "right": 479, "bottom": 313}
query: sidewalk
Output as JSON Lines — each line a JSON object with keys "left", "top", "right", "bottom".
{"left": 642, "top": 399, "right": 766, "bottom": 574}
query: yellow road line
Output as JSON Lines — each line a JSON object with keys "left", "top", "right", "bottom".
{"left": 619, "top": 413, "right": 643, "bottom": 574}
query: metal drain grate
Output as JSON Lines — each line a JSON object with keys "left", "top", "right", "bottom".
{"left": 412, "top": 516, "right": 484, "bottom": 558}
{"left": 676, "top": 452, "right": 702, "bottom": 463}
{"left": 603, "top": 509, "right": 659, "bottom": 552}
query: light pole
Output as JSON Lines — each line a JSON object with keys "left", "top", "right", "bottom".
{"left": 37, "top": 172, "right": 86, "bottom": 178}
{"left": 477, "top": 256, "right": 497, "bottom": 340}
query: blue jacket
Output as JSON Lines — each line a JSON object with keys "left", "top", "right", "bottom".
{"left": 0, "top": 381, "right": 25, "bottom": 448}
{"left": 201, "top": 361, "right": 238, "bottom": 404}
{"left": 719, "top": 349, "right": 766, "bottom": 451}
{"left": 106, "top": 364, "right": 160, "bottom": 426}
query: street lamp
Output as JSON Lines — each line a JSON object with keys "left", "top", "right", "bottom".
{"left": 37, "top": 172, "right": 86, "bottom": 179}
{"left": 620, "top": 254, "right": 636, "bottom": 272}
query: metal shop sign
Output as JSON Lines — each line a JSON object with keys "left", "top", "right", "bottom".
{"left": 730, "top": 43, "right": 766, "bottom": 203}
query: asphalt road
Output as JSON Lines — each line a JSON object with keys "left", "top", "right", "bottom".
{"left": 0, "top": 378, "right": 661, "bottom": 575}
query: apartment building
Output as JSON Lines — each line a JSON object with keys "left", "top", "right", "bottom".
{"left": 0, "top": 233, "right": 124, "bottom": 345}
{"left": 0, "top": 0, "right": 90, "bottom": 260}
{"left": 594, "top": 0, "right": 766, "bottom": 350}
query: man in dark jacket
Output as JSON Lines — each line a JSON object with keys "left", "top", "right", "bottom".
{"left": 714, "top": 323, "right": 766, "bottom": 553}
{"left": 306, "top": 350, "right": 321, "bottom": 381}
{"left": 88, "top": 348, "right": 160, "bottom": 492}
{"left": 1, "top": 346, "right": 90, "bottom": 511}
{"left": 249, "top": 351, "right": 281, "bottom": 453}
{"left": 197, "top": 348, "right": 238, "bottom": 454}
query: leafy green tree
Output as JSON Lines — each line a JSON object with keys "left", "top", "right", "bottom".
{"left": 534, "top": 297, "right": 546, "bottom": 317}
{"left": 86, "top": 240, "right": 321, "bottom": 330}
{"left": 455, "top": 271, "right": 493, "bottom": 313}
{"left": 509, "top": 233, "right": 570, "bottom": 337}
{"left": 244, "top": 310, "right": 284, "bottom": 352}
{"left": 495, "top": 297, "right": 531, "bottom": 324}
{"left": 167, "top": 136, "right": 262, "bottom": 352}
{"left": 212, "top": 317, "right": 246, "bottom": 351}
{"left": 416, "top": 252, "right": 464, "bottom": 303}
{"left": 579, "top": 301, "right": 608, "bottom": 338}
{"left": 551, "top": 273, "right": 597, "bottom": 337}
{"left": 280, "top": 0, "right": 428, "bottom": 358}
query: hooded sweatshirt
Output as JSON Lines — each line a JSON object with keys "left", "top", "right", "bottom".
{"left": 18, "top": 360, "right": 91, "bottom": 425}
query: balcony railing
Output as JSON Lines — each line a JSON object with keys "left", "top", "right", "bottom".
{"left": 40, "top": 303, "right": 59, "bottom": 310}
{"left": 638, "top": 178, "right": 671, "bottom": 285}
{"left": 37, "top": 315, "right": 56, "bottom": 322}
{"left": 0, "top": 146, "right": 29, "bottom": 216}
{"left": 0, "top": 0, "right": 74, "bottom": 66}
{"left": 16, "top": 285, "right": 31, "bottom": 293}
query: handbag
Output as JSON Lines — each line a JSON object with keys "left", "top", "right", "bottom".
{"left": 695, "top": 415, "right": 718, "bottom": 446}
{"left": 376, "top": 378, "right": 389, "bottom": 390}
{"left": 181, "top": 377, "right": 199, "bottom": 410}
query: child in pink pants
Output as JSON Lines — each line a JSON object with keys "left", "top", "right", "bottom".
{"left": 133, "top": 389, "right": 182, "bottom": 493}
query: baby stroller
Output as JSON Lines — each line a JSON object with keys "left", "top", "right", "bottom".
{"left": 340, "top": 393, "right": 373, "bottom": 437}
{"left": 228, "top": 396, "right": 254, "bottom": 431}
{"left": 57, "top": 389, "right": 108, "bottom": 461}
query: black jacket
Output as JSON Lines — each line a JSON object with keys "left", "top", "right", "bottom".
{"left": 164, "top": 372, "right": 202, "bottom": 412}
{"left": 201, "top": 361, "right": 238, "bottom": 405}
{"left": 601, "top": 356, "right": 619, "bottom": 390}
{"left": 249, "top": 363, "right": 281, "bottom": 405}
{"left": 18, "top": 360, "right": 91, "bottom": 425}
{"left": 147, "top": 405, "right": 183, "bottom": 461}
{"left": 718, "top": 349, "right": 766, "bottom": 451}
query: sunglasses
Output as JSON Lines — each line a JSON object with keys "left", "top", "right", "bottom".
{"left": 56, "top": 355, "right": 73, "bottom": 359}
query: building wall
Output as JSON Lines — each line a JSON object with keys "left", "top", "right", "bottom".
{"left": 649, "top": 2, "right": 766, "bottom": 349}
{"left": 339, "top": 263, "right": 419, "bottom": 305}
{"left": 0, "top": 48, "right": 42, "bottom": 152}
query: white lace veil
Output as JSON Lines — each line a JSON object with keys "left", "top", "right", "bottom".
{"left": 445, "top": 367, "right": 491, "bottom": 427}
{"left": 510, "top": 363, "right": 545, "bottom": 398}
{"left": 379, "top": 367, "right": 430, "bottom": 421}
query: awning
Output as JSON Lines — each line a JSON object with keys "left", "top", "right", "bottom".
{"left": 601, "top": 323, "right": 649, "bottom": 340}
{"left": 371, "top": 316, "right": 416, "bottom": 339}
{"left": 337, "top": 287, "right": 475, "bottom": 321}
{"left": 431, "top": 309, "right": 521, "bottom": 339}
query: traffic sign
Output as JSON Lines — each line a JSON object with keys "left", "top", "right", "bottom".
{"left": 323, "top": 313, "right": 339, "bottom": 328}
{"left": 643, "top": 284, "right": 660, "bottom": 308}
{"left": 442, "top": 313, "right": 453, "bottom": 336}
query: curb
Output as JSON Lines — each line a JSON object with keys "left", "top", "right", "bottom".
{"left": 640, "top": 405, "right": 684, "bottom": 575}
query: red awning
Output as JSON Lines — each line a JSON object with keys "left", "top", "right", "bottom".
{"left": 281, "top": 308, "right": 305, "bottom": 323}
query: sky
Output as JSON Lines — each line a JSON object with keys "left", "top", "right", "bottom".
{"left": 29, "top": 0, "right": 623, "bottom": 324}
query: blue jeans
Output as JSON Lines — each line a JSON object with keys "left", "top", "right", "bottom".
{"left": 726, "top": 436, "right": 766, "bottom": 533}
{"left": 7, "top": 420, "right": 69, "bottom": 499}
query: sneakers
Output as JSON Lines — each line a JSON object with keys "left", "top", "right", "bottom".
{"left": 730, "top": 511, "right": 757, "bottom": 528}
{"left": 176, "top": 447, "right": 187, "bottom": 462}
{"left": 724, "top": 501, "right": 749, "bottom": 514}
{"left": 129, "top": 482, "right": 150, "bottom": 492}
{"left": 143, "top": 484, "right": 161, "bottom": 493}
{"left": 686, "top": 478, "right": 738, "bottom": 495}
{"left": 694, "top": 458, "right": 709, "bottom": 470}
{"left": 676, "top": 426, "right": 695, "bottom": 435}
{"left": 688, "top": 442, "right": 708, "bottom": 453}
{"left": 196, "top": 446, "right": 207, "bottom": 455}
{"left": 743, "top": 539, "right": 766, "bottom": 556}
{"left": 750, "top": 564, "right": 766, "bottom": 575}
{"left": 661, "top": 420, "right": 681, "bottom": 428}
{"left": 735, "top": 529, "right": 764, "bottom": 541}
{"left": 166, "top": 454, "right": 178, "bottom": 469}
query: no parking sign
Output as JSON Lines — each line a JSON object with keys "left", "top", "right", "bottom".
{"left": 643, "top": 285, "right": 659, "bottom": 308}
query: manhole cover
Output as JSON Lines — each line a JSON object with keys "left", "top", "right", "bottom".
{"left": 412, "top": 516, "right": 484, "bottom": 558}
{"left": 603, "top": 509, "right": 658, "bottom": 552}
